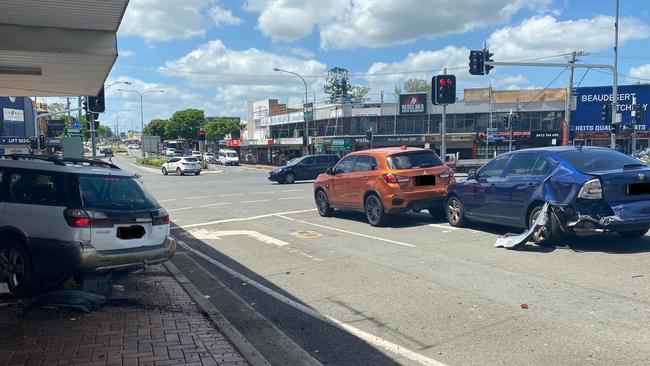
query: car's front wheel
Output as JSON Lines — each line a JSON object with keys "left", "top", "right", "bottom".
{"left": 446, "top": 196, "right": 467, "bottom": 227}
{"left": 284, "top": 173, "right": 296, "bottom": 184}
{"left": 529, "top": 205, "right": 563, "bottom": 247}
{"left": 617, "top": 228, "right": 649, "bottom": 238}
{"left": 176, "top": 168, "right": 183, "bottom": 176}
{"left": 315, "top": 190, "right": 334, "bottom": 217}
{"left": 0, "top": 238, "right": 34, "bottom": 296}
{"left": 162, "top": 167, "right": 168, "bottom": 175}
{"left": 195, "top": 171, "right": 201, "bottom": 176}
{"left": 365, "top": 194, "right": 388, "bottom": 227}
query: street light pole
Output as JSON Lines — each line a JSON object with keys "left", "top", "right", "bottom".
{"left": 273, "top": 68, "right": 309, "bottom": 155}
{"left": 118, "top": 89, "right": 164, "bottom": 157}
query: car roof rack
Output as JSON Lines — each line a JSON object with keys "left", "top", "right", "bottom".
{"left": 7, "top": 154, "right": 120, "bottom": 169}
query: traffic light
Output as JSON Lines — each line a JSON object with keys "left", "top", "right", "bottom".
{"left": 501, "top": 115, "right": 510, "bottom": 130}
{"left": 197, "top": 130, "right": 206, "bottom": 141}
{"left": 434, "top": 74, "right": 456, "bottom": 105}
{"left": 29, "top": 136, "right": 37, "bottom": 150}
{"left": 611, "top": 124, "right": 620, "bottom": 134}
{"left": 602, "top": 104, "right": 613, "bottom": 124}
{"left": 633, "top": 103, "right": 646, "bottom": 124}
{"left": 469, "top": 50, "right": 484, "bottom": 75}
{"left": 39, "top": 135, "right": 46, "bottom": 148}
{"left": 484, "top": 50, "right": 494, "bottom": 75}
{"left": 87, "top": 87, "right": 106, "bottom": 113}
{"left": 510, "top": 113, "right": 518, "bottom": 130}
{"left": 366, "top": 129, "right": 373, "bottom": 141}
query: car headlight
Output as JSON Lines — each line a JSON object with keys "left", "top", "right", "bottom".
{"left": 578, "top": 178, "right": 602, "bottom": 200}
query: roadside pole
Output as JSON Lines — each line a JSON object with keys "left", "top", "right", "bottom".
{"left": 486, "top": 83, "right": 491, "bottom": 159}
{"left": 611, "top": 0, "right": 620, "bottom": 150}
{"left": 565, "top": 51, "right": 578, "bottom": 145}
{"left": 508, "top": 109, "right": 513, "bottom": 152}
{"left": 441, "top": 67, "right": 447, "bottom": 159}
{"left": 632, "top": 95, "right": 638, "bottom": 153}
{"left": 90, "top": 112, "right": 97, "bottom": 159}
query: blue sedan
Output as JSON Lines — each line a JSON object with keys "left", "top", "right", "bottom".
{"left": 445, "top": 147, "right": 650, "bottom": 245}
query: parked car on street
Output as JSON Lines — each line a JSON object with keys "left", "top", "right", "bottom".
{"left": 162, "top": 157, "right": 202, "bottom": 176}
{"left": 445, "top": 146, "right": 650, "bottom": 246}
{"left": 164, "top": 148, "right": 177, "bottom": 157}
{"left": 0, "top": 155, "right": 176, "bottom": 296}
{"left": 204, "top": 152, "right": 217, "bottom": 163}
{"left": 313, "top": 147, "right": 454, "bottom": 226}
{"left": 269, "top": 154, "right": 339, "bottom": 184}
{"left": 218, "top": 149, "right": 240, "bottom": 166}
{"left": 191, "top": 151, "right": 203, "bottom": 160}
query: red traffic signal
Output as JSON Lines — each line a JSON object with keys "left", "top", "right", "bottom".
{"left": 197, "top": 130, "right": 206, "bottom": 140}
{"left": 433, "top": 74, "right": 456, "bottom": 105}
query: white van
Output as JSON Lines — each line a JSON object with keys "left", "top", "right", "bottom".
{"left": 218, "top": 149, "right": 240, "bottom": 166}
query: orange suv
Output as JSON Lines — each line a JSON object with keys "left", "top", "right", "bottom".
{"left": 313, "top": 147, "right": 454, "bottom": 226}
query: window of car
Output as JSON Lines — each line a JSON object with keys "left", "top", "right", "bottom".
{"left": 168, "top": 158, "right": 180, "bottom": 163}
{"left": 503, "top": 153, "right": 538, "bottom": 176}
{"left": 184, "top": 158, "right": 198, "bottom": 162}
{"left": 301, "top": 157, "right": 315, "bottom": 165}
{"left": 227, "top": 152, "right": 237, "bottom": 157}
{"left": 531, "top": 156, "right": 553, "bottom": 176}
{"left": 78, "top": 176, "right": 157, "bottom": 210}
{"left": 477, "top": 155, "right": 511, "bottom": 179}
{"left": 315, "top": 156, "right": 328, "bottom": 164}
{"left": 354, "top": 155, "right": 378, "bottom": 172}
{"left": 9, "top": 171, "right": 64, "bottom": 206}
{"left": 387, "top": 151, "right": 443, "bottom": 169}
{"left": 329, "top": 156, "right": 340, "bottom": 164}
{"left": 334, "top": 156, "right": 357, "bottom": 174}
{"left": 558, "top": 148, "right": 645, "bottom": 173}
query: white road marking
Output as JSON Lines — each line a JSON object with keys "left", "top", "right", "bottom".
{"left": 220, "top": 193, "right": 244, "bottom": 197}
{"left": 242, "top": 199, "right": 270, "bottom": 203}
{"left": 158, "top": 199, "right": 177, "bottom": 203}
{"left": 252, "top": 191, "right": 274, "bottom": 195}
{"left": 277, "top": 215, "right": 415, "bottom": 248}
{"left": 278, "top": 196, "right": 306, "bottom": 200}
{"left": 198, "top": 203, "right": 232, "bottom": 208}
{"left": 168, "top": 207, "right": 194, "bottom": 212}
{"left": 281, "top": 189, "right": 305, "bottom": 193}
{"left": 177, "top": 241, "right": 445, "bottom": 366}
{"left": 186, "top": 195, "right": 210, "bottom": 200}
{"left": 182, "top": 229, "right": 289, "bottom": 247}
{"left": 173, "top": 209, "right": 317, "bottom": 229}
{"left": 429, "top": 223, "right": 460, "bottom": 231}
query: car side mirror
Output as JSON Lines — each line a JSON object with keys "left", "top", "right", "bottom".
{"left": 326, "top": 167, "right": 334, "bottom": 175}
{"left": 467, "top": 169, "right": 477, "bottom": 180}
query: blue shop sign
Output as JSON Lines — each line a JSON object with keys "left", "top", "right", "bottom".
{"left": 572, "top": 85, "right": 650, "bottom": 132}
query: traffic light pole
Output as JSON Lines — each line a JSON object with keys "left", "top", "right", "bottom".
{"left": 508, "top": 110, "right": 513, "bottom": 152}
{"left": 90, "top": 112, "right": 97, "bottom": 160}
{"left": 440, "top": 68, "right": 447, "bottom": 159}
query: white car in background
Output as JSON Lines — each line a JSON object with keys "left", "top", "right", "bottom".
{"left": 164, "top": 148, "right": 177, "bottom": 157}
{"left": 191, "top": 151, "right": 203, "bottom": 160}
{"left": 162, "top": 157, "right": 202, "bottom": 176}
{"left": 218, "top": 149, "right": 240, "bottom": 166}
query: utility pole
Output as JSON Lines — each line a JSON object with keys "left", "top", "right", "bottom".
{"left": 611, "top": 0, "right": 620, "bottom": 150}
{"left": 565, "top": 51, "right": 577, "bottom": 144}
{"left": 632, "top": 95, "right": 638, "bottom": 153}
{"left": 440, "top": 68, "right": 447, "bottom": 159}
{"left": 487, "top": 82, "right": 492, "bottom": 159}
{"left": 508, "top": 109, "right": 513, "bottom": 152}
{"left": 394, "top": 83, "right": 398, "bottom": 135}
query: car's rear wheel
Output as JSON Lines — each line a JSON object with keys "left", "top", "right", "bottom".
{"left": 0, "top": 238, "right": 34, "bottom": 296}
{"left": 365, "top": 194, "right": 388, "bottom": 227}
{"left": 162, "top": 167, "right": 168, "bottom": 175}
{"left": 176, "top": 168, "right": 183, "bottom": 176}
{"left": 529, "top": 205, "right": 562, "bottom": 247}
{"left": 617, "top": 228, "right": 649, "bottom": 238}
{"left": 284, "top": 173, "right": 295, "bottom": 184}
{"left": 446, "top": 196, "right": 467, "bottom": 227}
{"left": 315, "top": 190, "right": 334, "bottom": 217}
{"left": 195, "top": 171, "right": 201, "bottom": 176}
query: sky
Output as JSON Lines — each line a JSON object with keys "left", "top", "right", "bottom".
{"left": 76, "top": 0, "right": 650, "bottom": 131}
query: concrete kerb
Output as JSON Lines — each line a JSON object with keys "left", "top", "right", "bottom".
{"left": 164, "top": 259, "right": 272, "bottom": 366}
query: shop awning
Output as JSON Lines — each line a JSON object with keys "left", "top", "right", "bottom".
{"left": 0, "top": 0, "right": 128, "bottom": 97}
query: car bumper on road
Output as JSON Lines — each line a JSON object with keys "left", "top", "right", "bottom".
{"left": 30, "top": 236, "right": 177, "bottom": 276}
{"left": 268, "top": 172, "right": 283, "bottom": 182}
{"left": 387, "top": 197, "right": 444, "bottom": 214}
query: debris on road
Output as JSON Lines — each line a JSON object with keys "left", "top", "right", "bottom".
{"left": 25, "top": 290, "right": 107, "bottom": 313}
{"left": 495, "top": 203, "right": 550, "bottom": 249}
{"left": 520, "top": 304, "right": 529, "bottom": 310}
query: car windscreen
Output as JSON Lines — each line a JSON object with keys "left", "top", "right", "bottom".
{"left": 558, "top": 149, "right": 646, "bottom": 173}
{"left": 78, "top": 176, "right": 158, "bottom": 210}
{"left": 387, "top": 151, "right": 444, "bottom": 169}
{"left": 184, "top": 158, "right": 198, "bottom": 162}
{"left": 226, "top": 152, "right": 237, "bottom": 157}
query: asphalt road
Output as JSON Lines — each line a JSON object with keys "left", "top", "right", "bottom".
{"left": 115, "top": 154, "right": 650, "bottom": 366}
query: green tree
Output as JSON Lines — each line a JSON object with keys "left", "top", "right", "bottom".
{"left": 403, "top": 78, "right": 430, "bottom": 94}
{"left": 164, "top": 109, "right": 205, "bottom": 140}
{"left": 144, "top": 119, "right": 168, "bottom": 139}
{"left": 324, "top": 67, "right": 353, "bottom": 103}
{"left": 350, "top": 85, "right": 370, "bottom": 103}
{"left": 204, "top": 118, "right": 240, "bottom": 146}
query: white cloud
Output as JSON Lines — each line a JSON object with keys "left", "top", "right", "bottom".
{"left": 629, "top": 64, "right": 650, "bottom": 81}
{"left": 288, "top": 47, "right": 315, "bottom": 59}
{"left": 120, "top": 0, "right": 210, "bottom": 42}
{"left": 209, "top": 5, "right": 242, "bottom": 26}
{"left": 159, "top": 40, "right": 328, "bottom": 113}
{"left": 119, "top": 50, "right": 136, "bottom": 57}
{"left": 245, "top": 0, "right": 551, "bottom": 49}
{"left": 494, "top": 74, "right": 529, "bottom": 89}
{"left": 488, "top": 15, "right": 650, "bottom": 61}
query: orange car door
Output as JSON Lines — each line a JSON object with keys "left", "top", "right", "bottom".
{"left": 345, "top": 155, "right": 377, "bottom": 207}
{"left": 329, "top": 155, "right": 357, "bottom": 206}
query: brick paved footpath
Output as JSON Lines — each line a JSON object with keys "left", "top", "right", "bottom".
{"left": 0, "top": 265, "right": 248, "bottom": 366}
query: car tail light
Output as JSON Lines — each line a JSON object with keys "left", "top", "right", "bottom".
{"left": 383, "top": 173, "right": 410, "bottom": 184}
{"left": 578, "top": 178, "right": 602, "bottom": 199}
{"left": 64, "top": 208, "right": 90, "bottom": 228}
{"left": 439, "top": 167, "right": 454, "bottom": 179}
{"left": 64, "top": 209, "right": 112, "bottom": 228}
{"left": 152, "top": 208, "right": 170, "bottom": 225}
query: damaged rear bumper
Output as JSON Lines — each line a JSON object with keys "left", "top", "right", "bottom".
{"left": 563, "top": 200, "right": 650, "bottom": 235}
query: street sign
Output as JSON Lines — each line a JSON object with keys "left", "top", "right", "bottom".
{"left": 73, "top": 120, "right": 80, "bottom": 129}
{"left": 64, "top": 127, "right": 82, "bottom": 137}
{"left": 330, "top": 138, "right": 350, "bottom": 152}
{"left": 142, "top": 135, "right": 161, "bottom": 153}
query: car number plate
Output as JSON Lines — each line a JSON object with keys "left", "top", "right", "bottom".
{"left": 628, "top": 183, "right": 650, "bottom": 195}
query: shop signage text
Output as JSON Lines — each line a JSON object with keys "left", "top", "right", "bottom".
{"left": 399, "top": 93, "right": 427, "bottom": 115}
